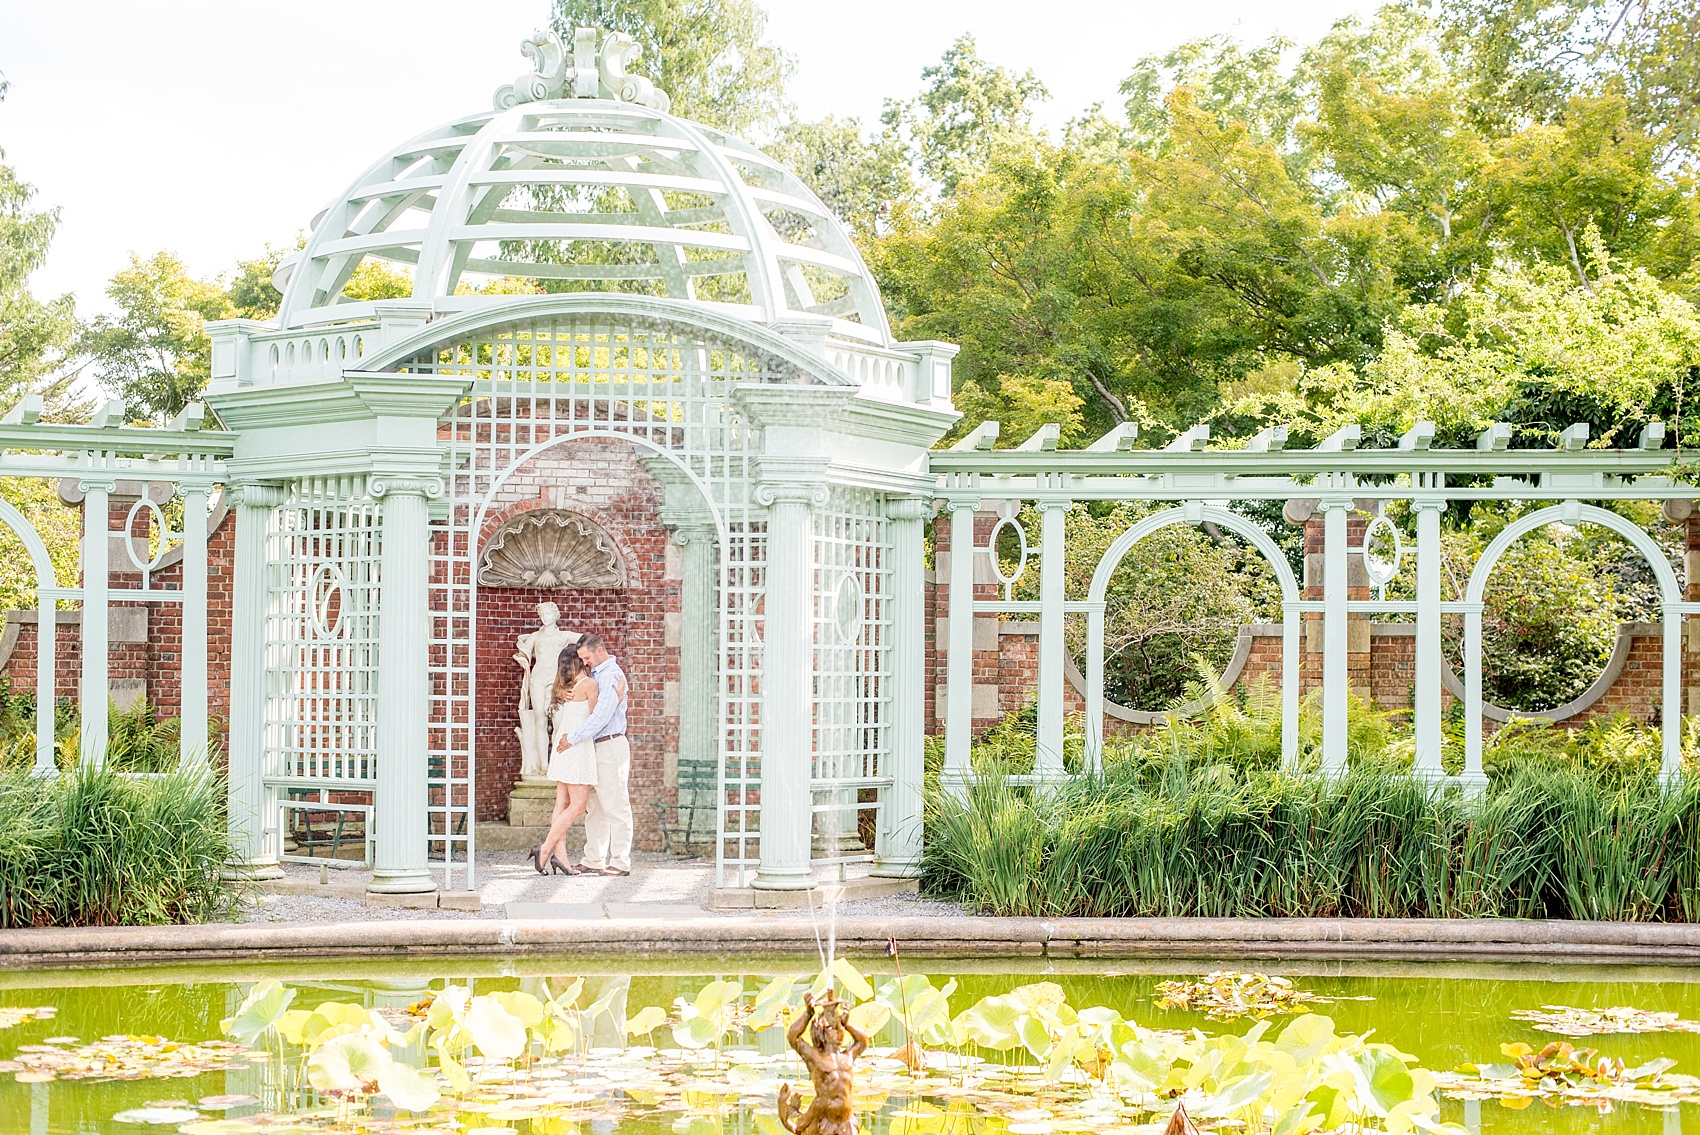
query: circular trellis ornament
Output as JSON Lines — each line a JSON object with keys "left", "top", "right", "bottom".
{"left": 123, "top": 496, "right": 178, "bottom": 583}
{"left": 832, "top": 574, "right": 865, "bottom": 642}
{"left": 308, "top": 563, "right": 348, "bottom": 640}
{"left": 1359, "top": 515, "right": 1403, "bottom": 598}
{"left": 984, "top": 515, "right": 1028, "bottom": 601}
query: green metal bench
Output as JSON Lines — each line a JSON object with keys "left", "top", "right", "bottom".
{"left": 656, "top": 758, "right": 718, "bottom": 855}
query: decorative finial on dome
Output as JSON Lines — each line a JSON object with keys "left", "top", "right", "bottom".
{"left": 493, "top": 28, "right": 670, "bottom": 112}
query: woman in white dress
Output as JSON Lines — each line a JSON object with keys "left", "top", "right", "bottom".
{"left": 533, "top": 651, "right": 599, "bottom": 875}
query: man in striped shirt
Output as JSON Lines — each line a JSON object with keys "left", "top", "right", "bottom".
{"left": 566, "top": 633, "right": 632, "bottom": 876}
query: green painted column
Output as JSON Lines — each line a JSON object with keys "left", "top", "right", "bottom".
{"left": 1320, "top": 496, "right": 1352, "bottom": 773}
{"left": 941, "top": 496, "right": 978, "bottom": 795}
{"left": 227, "top": 482, "right": 286, "bottom": 879}
{"left": 178, "top": 479, "right": 213, "bottom": 767}
{"left": 1034, "top": 497, "right": 1071, "bottom": 779}
{"left": 367, "top": 474, "right": 441, "bottom": 895}
{"left": 751, "top": 467, "right": 826, "bottom": 892}
{"left": 873, "top": 496, "right": 930, "bottom": 877}
{"left": 78, "top": 476, "right": 115, "bottom": 769}
{"left": 673, "top": 522, "right": 718, "bottom": 836}
{"left": 1412, "top": 494, "right": 1445, "bottom": 778}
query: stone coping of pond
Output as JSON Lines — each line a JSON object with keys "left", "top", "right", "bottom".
{"left": 6, "top": 916, "right": 1700, "bottom": 969}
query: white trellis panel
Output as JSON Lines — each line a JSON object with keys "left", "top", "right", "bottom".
{"left": 264, "top": 475, "right": 382, "bottom": 790}
{"left": 810, "top": 485, "right": 893, "bottom": 868}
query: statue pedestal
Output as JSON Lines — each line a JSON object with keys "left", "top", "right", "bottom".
{"left": 476, "top": 776, "right": 586, "bottom": 853}
{"left": 507, "top": 777, "right": 559, "bottom": 828}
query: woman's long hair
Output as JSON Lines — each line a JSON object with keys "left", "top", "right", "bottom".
{"left": 552, "top": 649, "right": 586, "bottom": 708}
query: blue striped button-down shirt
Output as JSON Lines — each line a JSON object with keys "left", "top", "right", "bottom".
{"left": 567, "top": 657, "right": 628, "bottom": 745}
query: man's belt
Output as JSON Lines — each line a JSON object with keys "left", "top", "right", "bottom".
{"left": 596, "top": 733, "right": 626, "bottom": 741}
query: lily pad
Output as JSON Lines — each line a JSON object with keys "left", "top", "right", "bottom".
{"left": 111, "top": 1107, "right": 202, "bottom": 1124}
{"left": 0, "top": 1006, "right": 56, "bottom": 1030}
{"left": 1154, "top": 972, "right": 1330, "bottom": 1020}
{"left": 1511, "top": 1005, "right": 1700, "bottom": 1037}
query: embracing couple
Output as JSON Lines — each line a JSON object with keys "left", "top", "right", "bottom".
{"left": 533, "top": 633, "right": 632, "bottom": 877}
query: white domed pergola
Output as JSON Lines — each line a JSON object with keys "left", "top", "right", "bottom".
{"left": 202, "top": 27, "right": 960, "bottom": 897}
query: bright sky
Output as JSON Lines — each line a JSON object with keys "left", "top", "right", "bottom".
{"left": 0, "top": 0, "right": 1374, "bottom": 317}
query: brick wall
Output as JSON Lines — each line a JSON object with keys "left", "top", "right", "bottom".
{"left": 3, "top": 494, "right": 236, "bottom": 756}
{"left": 467, "top": 439, "right": 679, "bottom": 845}
{"left": 930, "top": 510, "right": 1007, "bottom": 732}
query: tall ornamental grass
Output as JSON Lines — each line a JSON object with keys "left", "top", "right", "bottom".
{"left": 0, "top": 763, "right": 238, "bottom": 928}
{"left": 924, "top": 671, "right": 1700, "bottom": 920}
{"left": 923, "top": 763, "right": 1700, "bottom": 919}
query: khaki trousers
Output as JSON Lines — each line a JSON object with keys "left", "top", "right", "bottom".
{"left": 580, "top": 735, "right": 633, "bottom": 872}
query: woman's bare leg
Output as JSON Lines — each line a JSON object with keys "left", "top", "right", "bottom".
{"left": 538, "top": 782, "right": 573, "bottom": 869}
{"left": 546, "top": 784, "right": 594, "bottom": 869}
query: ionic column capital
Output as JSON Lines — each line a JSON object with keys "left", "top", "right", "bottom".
{"left": 370, "top": 474, "right": 444, "bottom": 500}
{"left": 885, "top": 497, "right": 933, "bottom": 523}
{"left": 753, "top": 456, "right": 830, "bottom": 509}
{"left": 670, "top": 522, "right": 717, "bottom": 546}
{"left": 227, "top": 482, "right": 289, "bottom": 510}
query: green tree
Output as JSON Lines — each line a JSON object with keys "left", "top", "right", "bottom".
{"left": 226, "top": 246, "right": 285, "bottom": 319}
{"left": 764, "top": 116, "right": 915, "bottom": 241}
{"left": 1484, "top": 93, "right": 1683, "bottom": 288}
{"left": 0, "top": 155, "right": 79, "bottom": 416}
{"left": 1219, "top": 240, "right": 1700, "bottom": 447}
{"left": 1433, "top": 0, "right": 1700, "bottom": 160}
{"left": 550, "top": 0, "right": 793, "bottom": 135}
{"left": 874, "top": 145, "right": 1187, "bottom": 435}
{"left": 1303, "top": 12, "right": 1492, "bottom": 299}
{"left": 82, "top": 252, "right": 232, "bottom": 424}
{"left": 881, "top": 35, "right": 1048, "bottom": 196}
{"left": 1121, "top": 34, "right": 1307, "bottom": 162}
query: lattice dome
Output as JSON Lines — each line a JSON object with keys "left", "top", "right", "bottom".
{"left": 274, "top": 27, "right": 892, "bottom": 345}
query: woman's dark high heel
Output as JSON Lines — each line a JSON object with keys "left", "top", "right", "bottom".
{"left": 551, "top": 852, "right": 582, "bottom": 876}
{"left": 531, "top": 844, "right": 548, "bottom": 875}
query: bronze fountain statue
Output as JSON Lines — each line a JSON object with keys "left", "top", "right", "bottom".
{"left": 778, "top": 991, "right": 869, "bottom": 1135}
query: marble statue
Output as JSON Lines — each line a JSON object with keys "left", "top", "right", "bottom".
{"left": 514, "top": 601, "right": 581, "bottom": 780}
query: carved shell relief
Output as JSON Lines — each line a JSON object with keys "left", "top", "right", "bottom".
{"left": 478, "top": 510, "right": 626, "bottom": 589}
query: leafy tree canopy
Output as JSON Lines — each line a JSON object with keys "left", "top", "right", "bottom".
{"left": 81, "top": 252, "right": 232, "bottom": 424}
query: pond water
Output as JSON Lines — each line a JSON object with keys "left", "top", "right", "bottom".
{"left": 3, "top": 956, "right": 1699, "bottom": 1134}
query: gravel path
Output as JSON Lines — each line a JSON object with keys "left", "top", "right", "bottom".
{"left": 242, "top": 892, "right": 500, "bottom": 923}
{"left": 237, "top": 851, "right": 954, "bottom": 924}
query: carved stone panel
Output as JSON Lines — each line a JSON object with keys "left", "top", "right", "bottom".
{"left": 478, "top": 509, "right": 626, "bottom": 589}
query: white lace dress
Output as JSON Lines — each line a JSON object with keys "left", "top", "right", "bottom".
{"left": 548, "top": 700, "right": 598, "bottom": 785}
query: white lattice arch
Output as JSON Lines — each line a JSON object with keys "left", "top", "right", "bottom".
{"left": 0, "top": 499, "right": 61, "bottom": 772}
{"left": 1083, "top": 505, "right": 1301, "bottom": 770}
{"left": 469, "top": 427, "right": 728, "bottom": 549}
{"left": 363, "top": 293, "right": 855, "bottom": 385}
{"left": 1462, "top": 502, "right": 1683, "bottom": 779}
